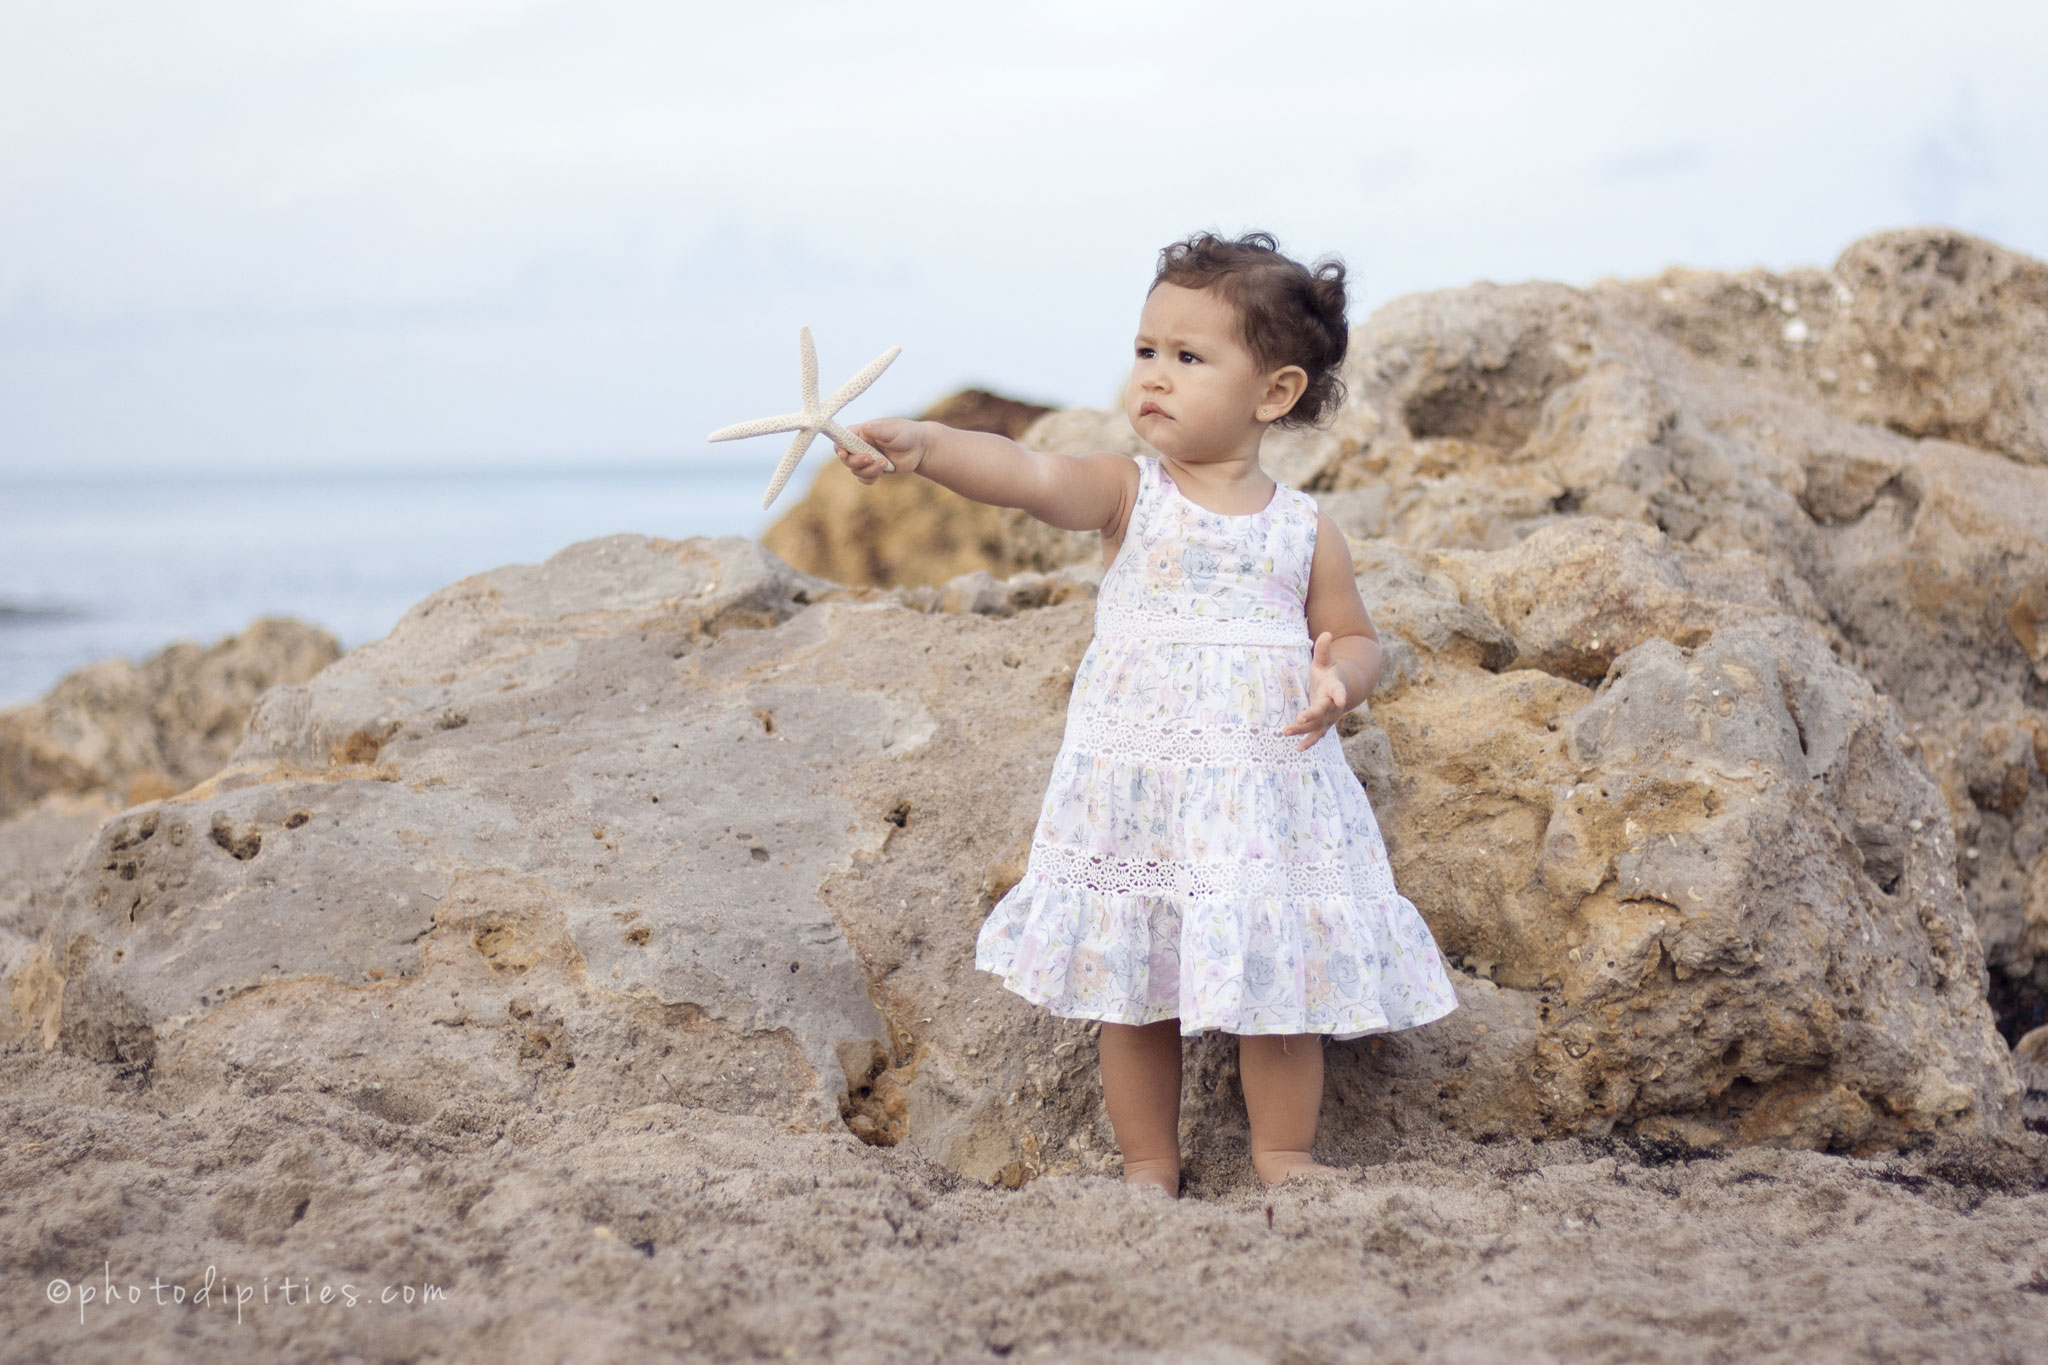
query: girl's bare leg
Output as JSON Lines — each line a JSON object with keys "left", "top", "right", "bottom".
{"left": 1238, "top": 1033, "right": 1339, "bottom": 1185}
{"left": 1099, "top": 1019, "right": 1183, "bottom": 1196}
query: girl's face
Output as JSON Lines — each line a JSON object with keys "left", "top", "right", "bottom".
{"left": 1127, "top": 282, "right": 1303, "bottom": 464}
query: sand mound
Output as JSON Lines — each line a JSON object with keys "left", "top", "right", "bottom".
{"left": 3, "top": 1047, "right": 2042, "bottom": 1360}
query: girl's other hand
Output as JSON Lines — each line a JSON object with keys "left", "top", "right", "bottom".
{"left": 836, "top": 418, "right": 929, "bottom": 483}
{"left": 1281, "top": 632, "right": 1349, "bottom": 751}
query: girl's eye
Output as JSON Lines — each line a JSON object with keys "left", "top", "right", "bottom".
{"left": 1135, "top": 346, "right": 1155, "bottom": 359}
{"left": 1179, "top": 351, "right": 1200, "bottom": 364}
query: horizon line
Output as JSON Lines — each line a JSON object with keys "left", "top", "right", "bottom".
{"left": 0, "top": 454, "right": 789, "bottom": 489}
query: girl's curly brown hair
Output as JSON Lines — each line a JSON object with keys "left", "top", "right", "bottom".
{"left": 1151, "top": 230, "right": 1350, "bottom": 428}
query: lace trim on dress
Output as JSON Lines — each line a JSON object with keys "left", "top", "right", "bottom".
{"left": 1092, "top": 598, "right": 1310, "bottom": 647}
{"left": 1024, "top": 841, "right": 1385, "bottom": 900}
{"left": 1065, "top": 712, "right": 1329, "bottom": 768}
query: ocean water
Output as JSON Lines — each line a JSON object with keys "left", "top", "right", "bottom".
{"left": 0, "top": 463, "right": 780, "bottom": 705}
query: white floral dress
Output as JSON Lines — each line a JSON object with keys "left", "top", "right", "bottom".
{"left": 975, "top": 455, "right": 1462, "bottom": 1039}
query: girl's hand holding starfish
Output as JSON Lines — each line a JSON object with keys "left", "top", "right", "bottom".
{"left": 837, "top": 417, "right": 929, "bottom": 482}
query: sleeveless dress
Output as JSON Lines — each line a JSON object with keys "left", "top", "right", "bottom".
{"left": 974, "top": 455, "right": 1462, "bottom": 1039}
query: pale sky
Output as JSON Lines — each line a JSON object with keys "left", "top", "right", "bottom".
{"left": 0, "top": 0, "right": 2041, "bottom": 476}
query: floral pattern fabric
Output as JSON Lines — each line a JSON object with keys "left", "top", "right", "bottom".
{"left": 975, "top": 456, "right": 1462, "bottom": 1039}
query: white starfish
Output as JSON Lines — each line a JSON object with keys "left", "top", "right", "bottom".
{"left": 708, "top": 327, "right": 902, "bottom": 509}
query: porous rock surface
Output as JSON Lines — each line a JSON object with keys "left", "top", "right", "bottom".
{"left": 0, "top": 620, "right": 342, "bottom": 1053}
{"left": 25, "top": 541, "right": 907, "bottom": 1135}
{"left": 15, "top": 518, "right": 2026, "bottom": 1183}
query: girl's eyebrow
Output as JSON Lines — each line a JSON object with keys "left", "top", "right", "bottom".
{"left": 1135, "top": 323, "right": 1225, "bottom": 346}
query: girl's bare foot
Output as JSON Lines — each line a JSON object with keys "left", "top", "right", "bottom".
{"left": 1239, "top": 1033, "right": 1333, "bottom": 1188}
{"left": 1122, "top": 1156, "right": 1182, "bottom": 1197}
{"left": 1251, "top": 1149, "right": 1340, "bottom": 1186}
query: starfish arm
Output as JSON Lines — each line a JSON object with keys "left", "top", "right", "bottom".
{"left": 820, "top": 345, "right": 902, "bottom": 415}
{"left": 707, "top": 411, "right": 806, "bottom": 442}
{"left": 821, "top": 418, "right": 892, "bottom": 470}
{"left": 799, "top": 326, "right": 819, "bottom": 410}
{"left": 760, "top": 425, "right": 822, "bottom": 509}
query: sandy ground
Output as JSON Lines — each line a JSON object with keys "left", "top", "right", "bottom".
{"left": 3, "top": 1046, "right": 2045, "bottom": 1364}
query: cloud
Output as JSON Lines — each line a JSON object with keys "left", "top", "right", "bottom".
{"left": 1356, "top": 150, "right": 1422, "bottom": 197}
{"left": 1904, "top": 85, "right": 1998, "bottom": 226}
{"left": 1600, "top": 145, "right": 1705, "bottom": 181}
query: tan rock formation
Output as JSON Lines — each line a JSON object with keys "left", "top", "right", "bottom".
{"left": 0, "top": 617, "right": 341, "bottom": 819}
{"left": 18, "top": 524, "right": 2021, "bottom": 1184}
{"left": 8, "top": 227, "right": 2041, "bottom": 1193}
{"left": 0, "top": 794, "right": 112, "bottom": 1049}
{"left": 1603, "top": 228, "right": 2048, "bottom": 467}
{"left": 0, "top": 620, "right": 341, "bottom": 1047}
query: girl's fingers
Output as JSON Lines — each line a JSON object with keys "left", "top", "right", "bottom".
{"left": 837, "top": 446, "right": 888, "bottom": 483}
{"left": 1282, "top": 705, "right": 1335, "bottom": 736}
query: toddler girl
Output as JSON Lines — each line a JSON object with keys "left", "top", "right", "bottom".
{"left": 835, "top": 231, "right": 1460, "bottom": 1195}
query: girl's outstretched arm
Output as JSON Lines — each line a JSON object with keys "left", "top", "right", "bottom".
{"left": 1282, "top": 511, "right": 1384, "bottom": 750}
{"left": 835, "top": 418, "right": 1133, "bottom": 535}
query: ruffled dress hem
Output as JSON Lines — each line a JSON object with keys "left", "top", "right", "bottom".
{"left": 973, "top": 962, "right": 1462, "bottom": 1041}
{"left": 975, "top": 857, "right": 1463, "bottom": 1041}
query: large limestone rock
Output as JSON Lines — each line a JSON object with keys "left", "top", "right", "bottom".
{"left": 30, "top": 539, "right": 908, "bottom": 1132}
{"left": 1361, "top": 524, "right": 2009, "bottom": 1147}
{"left": 1604, "top": 228, "right": 2048, "bottom": 467}
{"left": 19, "top": 524, "right": 2021, "bottom": 1183}
{"left": 13, "top": 227, "right": 2038, "bottom": 1184}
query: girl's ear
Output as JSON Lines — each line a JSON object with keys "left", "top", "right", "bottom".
{"left": 1258, "top": 365, "right": 1309, "bottom": 424}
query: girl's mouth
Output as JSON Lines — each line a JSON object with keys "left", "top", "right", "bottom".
{"left": 1138, "top": 402, "right": 1167, "bottom": 418}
